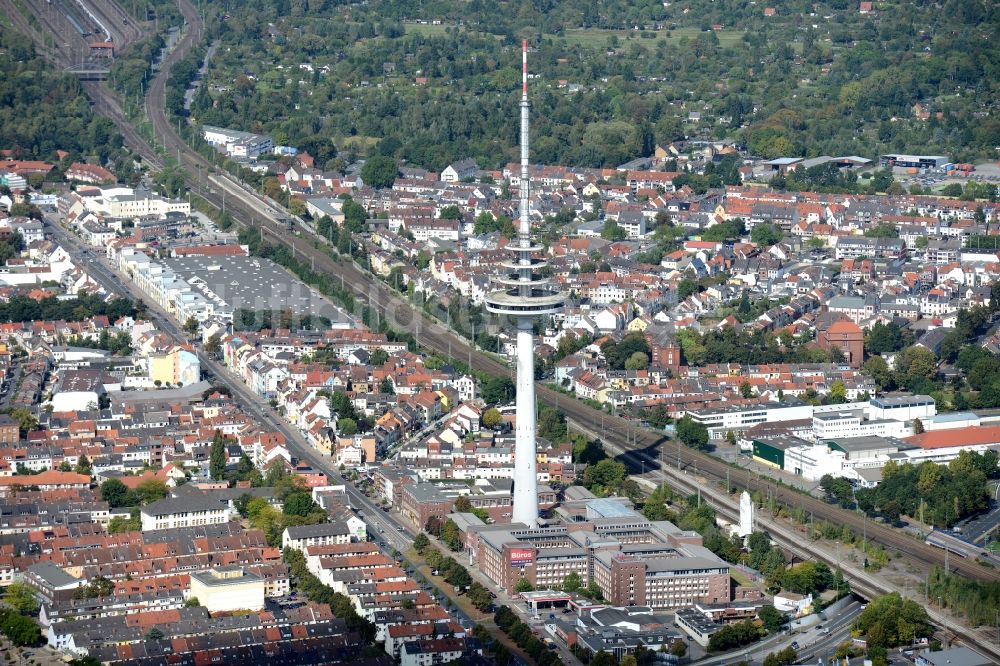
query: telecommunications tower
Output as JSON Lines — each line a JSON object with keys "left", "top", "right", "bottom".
{"left": 484, "top": 40, "right": 565, "bottom": 528}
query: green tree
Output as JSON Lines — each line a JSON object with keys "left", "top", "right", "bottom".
{"left": 468, "top": 581, "right": 493, "bottom": 611}
{"left": 0, "top": 610, "right": 39, "bottom": 646}
{"left": 360, "top": 155, "right": 398, "bottom": 189}
{"left": 895, "top": 346, "right": 938, "bottom": 389}
{"left": 676, "top": 415, "right": 710, "bottom": 450}
{"left": 283, "top": 491, "right": 319, "bottom": 517}
{"left": 205, "top": 335, "right": 222, "bottom": 355}
{"left": 74, "top": 454, "right": 92, "bottom": 475}
{"left": 561, "top": 572, "right": 583, "bottom": 593}
{"left": 853, "top": 592, "right": 932, "bottom": 650}
{"left": 758, "top": 604, "right": 784, "bottom": 633}
{"left": 708, "top": 620, "right": 764, "bottom": 651}
{"left": 862, "top": 356, "right": 894, "bottom": 391}
{"left": 828, "top": 380, "right": 847, "bottom": 404}
{"left": 209, "top": 430, "right": 227, "bottom": 481}
{"left": 330, "top": 391, "right": 357, "bottom": 420}
{"left": 601, "top": 333, "right": 651, "bottom": 370}
{"left": 537, "top": 407, "right": 568, "bottom": 441}
{"left": 514, "top": 577, "right": 534, "bottom": 593}
{"left": 100, "top": 478, "right": 130, "bottom": 507}
{"left": 6, "top": 408, "right": 37, "bottom": 437}
{"left": 678, "top": 278, "right": 700, "bottom": 301}
{"left": 337, "top": 417, "right": 358, "bottom": 435}
{"left": 590, "top": 651, "right": 616, "bottom": 666}
{"left": 182, "top": 316, "right": 199, "bottom": 335}
{"left": 751, "top": 223, "right": 783, "bottom": 247}
{"left": 865, "top": 322, "right": 906, "bottom": 354}
{"left": 441, "top": 518, "right": 462, "bottom": 551}
{"left": 864, "top": 223, "right": 898, "bottom": 238}
{"left": 412, "top": 532, "right": 430, "bottom": 553}
{"left": 482, "top": 408, "right": 503, "bottom": 429}
{"left": 482, "top": 376, "right": 515, "bottom": 404}
{"left": 624, "top": 351, "right": 649, "bottom": 370}
{"left": 135, "top": 478, "right": 168, "bottom": 504}
{"left": 763, "top": 646, "right": 798, "bottom": 666}
{"left": 583, "top": 459, "right": 628, "bottom": 495}
{"left": 601, "top": 219, "right": 626, "bottom": 240}
{"left": 107, "top": 514, "right": 141, "bottom": 533}
{"left": 445, "top": 563, "right": 472, "bottom": 588}
{"left": 3, "top": 583, "right": 38, "bottom": 615}
{"left": 341, "top": 197, "right": 368, "bottom": 232}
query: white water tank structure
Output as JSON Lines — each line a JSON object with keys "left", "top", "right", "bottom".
{"left": 738, "top": 491, "right": 755, "bottom": 538}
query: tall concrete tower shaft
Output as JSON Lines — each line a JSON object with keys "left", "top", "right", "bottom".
{"left": 484, "top": 40, "right": 565, "bottom": 528}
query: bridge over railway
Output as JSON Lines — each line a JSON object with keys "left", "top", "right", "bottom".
{"left": 66, "top": 62, "right": 110, "bottom": 80}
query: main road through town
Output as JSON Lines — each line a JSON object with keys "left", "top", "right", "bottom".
{"left": 45, "top": 215, "right": 563, "bottom": 663}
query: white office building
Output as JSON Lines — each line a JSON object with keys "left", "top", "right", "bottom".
{"left": 188, "top": 566, "right": 265, "bottom": 613}
{"left": 812, "top": 410, "right": 910, "bottom": 440}
{"left": 783, "top": 443, "right": 847, "bottom": 481}
{"left": 686, "top": 402, "right": 813, "bottom": 440}
{"left": 867, "top": 395, "right": 936, "bottom": 421}
{"left": 203, "top": 125, "right": 275, "bottom": 160}
{"left": 141, "top": 495, "right": 229, "bottom": 531}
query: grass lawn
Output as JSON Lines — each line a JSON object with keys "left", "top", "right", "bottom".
{"left": 548, "top": 26, "right": 744, "bottom": 49}
{"left": 403, "top": 22, "right": 454, "bottom": 37}
{"left": 730, "top": 568, "right": 754, "bottom": 588}
{"left": 401, "top": 21, "right": 744, "bottom": 49}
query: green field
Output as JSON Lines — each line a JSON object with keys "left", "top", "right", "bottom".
{"left": 402, "top": 22, "right": 744, "bottom": 49}
{"left": 403, "top": 22, "right": 454, "bottom": 37}
{"left": 549, "top": 26, "right": 744, "bottom": 49}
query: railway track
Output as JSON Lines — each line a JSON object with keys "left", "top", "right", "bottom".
{"left": 585, "top": 422, "right": 1000, "bottom": 662}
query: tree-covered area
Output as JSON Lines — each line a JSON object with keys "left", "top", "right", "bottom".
{"left": 850, "top": 451, "right": 998, "bottom": 528}
{"left": 233, "top": 308, "right": 332, "bottom": 332}
{"left": 99, "top": 477, "right": 169, "bottom": 508}
{"left": 675, "top": 327, "right": 842, "bottom": 367}
{"left": 494, "top": 605, "right": 564, "bottom": 666}
{"left": 927, "top": 564, "right": 1000, "bottom": 627}
{"left": 283, "top": 547, "right": 377, "bottom": 644}
{"left": 188, "top": 0, "right": 999, "bottom": 171}
{"left": 0, "top": 295, "right": 137, "bottom": 324}
{"left": 852, "top": 592, "right": 932, "bottom": 652}
{"left": 862, "top": 301, "right": 1000, "bottom": 409}
{"left": 236, "top": 465, "right": 329, "bottom": 546}
{"left": 0, "top": 28, "right": 133, "bottom": 180}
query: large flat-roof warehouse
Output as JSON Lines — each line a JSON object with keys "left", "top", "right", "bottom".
{"left": 162, "top": 256, "right": 353, "bottom": 325}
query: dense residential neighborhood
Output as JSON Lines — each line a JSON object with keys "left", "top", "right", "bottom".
{"left": 0, "top": 133, "right": 996, "bottom": 665}
{"left": 2, "top": 0, "right": 1000, "bottom": 659}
